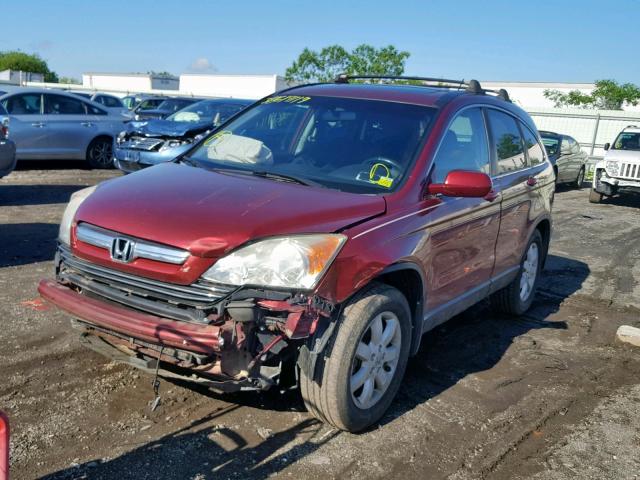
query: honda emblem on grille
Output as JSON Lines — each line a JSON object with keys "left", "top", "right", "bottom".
{"left": 110, "top": 237, "right": 135, "bottom": 263}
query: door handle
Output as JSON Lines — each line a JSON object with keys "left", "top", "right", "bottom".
{"left": 526, "top": 177, "right": 538, "bottom": 187}
{"left": 31, "top": 122, "right": 45, "bottom": 128}
{"left": 81, "top": 122, "right": 94, "bottom": 127}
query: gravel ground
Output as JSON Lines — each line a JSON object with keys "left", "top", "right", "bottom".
{"left": 1, "top": 164, "right": 639, "bottom": 480}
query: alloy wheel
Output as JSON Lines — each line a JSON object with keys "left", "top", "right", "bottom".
{"left": 350, "top": 311, "right": 402, "bottom": 410}
{"left": 90, "top": 141, "right": 113, "bottom": 167}
{"left": 519, "top": 242, "right": 539, "bottom": 302}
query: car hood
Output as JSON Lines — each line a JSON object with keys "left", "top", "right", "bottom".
{"left": 604, "top": 149, "right": 640, "bottom": 163}
{"left": 126, "top": 119, "right": 211, "bottom": 138}
{"left": 76, "top": 162, "right": 386, "bottom": 259}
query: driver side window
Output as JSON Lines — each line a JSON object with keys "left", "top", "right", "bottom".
{"left": 432, "top": 108, "right": 490, "bottom": 183}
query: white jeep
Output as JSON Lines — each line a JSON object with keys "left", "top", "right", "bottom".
{"left": 590, "top": 125, "right": 640, "bottom": 203}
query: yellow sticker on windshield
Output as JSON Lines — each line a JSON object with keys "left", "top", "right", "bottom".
{"left": 204, "top": 130, "right": 231, "bottom": 146}
{"left": 368, "top": 163, "right": 394, "bottom": 188}
{"left": 262, "top": 95, "right": 311, "bottom": 104}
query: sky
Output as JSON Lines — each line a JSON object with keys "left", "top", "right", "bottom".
{"left": 1, "top": 0, "right": 639, "bottom": 83}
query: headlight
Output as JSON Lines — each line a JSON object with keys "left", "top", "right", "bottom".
{"left": 116, "top": 131, "right": 127, "bottom": 145}
{"left": 606, "top": 161, "right": 619, "bottom": 177}
{"left": 58, "top": 186, "right": 97, "bottom": 245}
{"left": 201, "top": 234, "right": 346, "bottom": 289}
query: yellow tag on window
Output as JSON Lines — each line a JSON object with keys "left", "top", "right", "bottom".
{"left": 368, "top": 163, "right": 394, "bottom": 188}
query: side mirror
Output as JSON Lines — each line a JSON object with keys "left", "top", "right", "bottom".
{"left": 604, "top": 142, "right": 610, "bottom": 151}
{"left": 428, "top": 170, "right": 492, "bottom": 198}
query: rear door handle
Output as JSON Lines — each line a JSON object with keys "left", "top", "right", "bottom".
{"left": 81, "top": 122, "right": 94, "bottom": 127}
{"left": 31, "top": 122, "right": 45, "bottom": 128}
{"left": 526, "top": 177, "right": 538, "bottom": 187}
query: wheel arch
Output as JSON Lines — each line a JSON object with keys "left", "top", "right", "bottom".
{"left": 372, "top": 262, "right": 426, "bottom": 356}
{"left": 533, "top": 217, "right": 552, "bottom": 268}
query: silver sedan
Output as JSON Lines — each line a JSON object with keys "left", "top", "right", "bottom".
{"left": 0, "top": 105, "right": 16, "bottom": 178}
{"left": 0, "top": 88, "right": 128, "bottom": 168}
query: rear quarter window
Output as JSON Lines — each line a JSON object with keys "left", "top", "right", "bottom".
{"left": 487, "top": 109, "right": 527, "bottom": 175}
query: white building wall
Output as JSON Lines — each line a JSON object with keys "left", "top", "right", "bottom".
{"left": 482, "top": 81, "right": 595, "bottom": 109}
{"left": 179, "top": 74, "right": 289, "bottom": 99}
{"left": 0, "top": 70, "right": 44, "bottom": 84}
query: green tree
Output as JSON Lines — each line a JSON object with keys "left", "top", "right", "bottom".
{"left": 0, "top": 50, "right": 58, "bottom": 82}
{"left": 285, "top": 44, "right": 410, "bottom": 83}
{"left": 544, "top": 79, "right": 640, "bottom": 110}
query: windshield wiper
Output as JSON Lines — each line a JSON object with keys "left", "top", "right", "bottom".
{"left": 250, "top": 170, "right": 318, "bottom": 187}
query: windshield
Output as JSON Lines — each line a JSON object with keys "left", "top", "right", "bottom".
{"left": 187, "top": 95, "right": 436, "bottom": 194}
{"left": 167, "top": 100, "right": 248, "bottom": 125}
{"left": 541, "top": 135, "right": 560, "bottom": 156}
{"left": 612, "top": 132, "right": 640, "bottom": 151}
{"left": 156, "top": 98, "right": 196, "bottom": 113}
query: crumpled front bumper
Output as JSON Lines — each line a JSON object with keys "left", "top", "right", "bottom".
{"left": 113, "top": 144, "right": 191, "bottom": 173}
{"left": 38, "top": 279, "right": 225, "bottom": 354}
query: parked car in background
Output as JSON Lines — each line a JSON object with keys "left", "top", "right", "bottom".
{"left": 122, "top": 94, "right": 165, "bottom": 110}
{"left": 115, "top": 98, "right": 253, "bottom": 173}
{"left": 40, "top": 76, "right": 554, "bottom": 432}
{"left": 539, "top": 131, "right": 588, "bottom": 187}
{"left": 590, "top": 125, "right": 640, "bottom": 203}
{"left": 0, "top": 89, "right": 127, "bottom": 168}
{"left": 0, "top": 104, "right": 17, "bottom": 178}
{"left": 70, "top": 91, "right": 131, "bottom": 118}
{"left": 133, "top": 97, "right": 203, "bottom": 120}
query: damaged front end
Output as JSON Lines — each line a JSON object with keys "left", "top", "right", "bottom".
{"left": 39, "top": 246, "right": 337, "bottom": 394}
{"left": 114, "top": 122, "right": 211, "bottom": 173}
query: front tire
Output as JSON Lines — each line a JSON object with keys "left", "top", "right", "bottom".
{"left": 491, "top": 230, "right": 543, "bottom": 315}
{"left": 573, "top": 167, "right": 585, "bottom": 189}
{"left": 86, "top": 137, "right": 114, "bottom": 169}
{"left": 299, "top": 284, "right": 411, "bottom": 432}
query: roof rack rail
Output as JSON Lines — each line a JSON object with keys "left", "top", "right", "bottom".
{"left": 333, "top": 74, "right": 511, "bottom": 102}
{"left": 334, "top": 74, "right": 468, "bottom": 89}
{"left": 626, "top": 124, "right": 638, "bottom": 128}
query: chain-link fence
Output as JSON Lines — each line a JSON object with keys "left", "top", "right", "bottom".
{"left": 528, "top": 108, "right": 640, "bottom": 179}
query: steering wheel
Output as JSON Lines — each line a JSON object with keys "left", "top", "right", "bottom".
{"left": 364, "top": 156, "right": 403, "bottom": 175}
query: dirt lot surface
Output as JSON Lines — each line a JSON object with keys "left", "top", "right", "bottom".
{"left": 1, "top": 164, "right": 639, "bottom": 480}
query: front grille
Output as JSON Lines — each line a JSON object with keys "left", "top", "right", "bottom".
{"left": 122, "top": 136, "right": 164, "bottom": 151}
{"left": 58, "top": 246, "right": 235, "bottom": 323}
{"left": 618, "top": 162, "right": 640, "bottom": 180}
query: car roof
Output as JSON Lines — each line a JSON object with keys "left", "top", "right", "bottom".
{"left": 622, "top": 125, "right": 640, "bottom": 133}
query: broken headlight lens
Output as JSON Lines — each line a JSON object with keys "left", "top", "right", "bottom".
{"left": 605, "top": 161, "right": 619, "bottom": 177}
{"left": 201, "top": 235, "right": 347, "bottom": 289}
{"left": 58, "top": 186, "right": 97, "bottom": 245}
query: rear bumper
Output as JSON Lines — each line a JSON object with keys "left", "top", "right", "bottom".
{"left": 38, "top": 279, "right": 224, "bottom": 354}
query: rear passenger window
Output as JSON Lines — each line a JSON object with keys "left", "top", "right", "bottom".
{"left": 432, "top": 108, "right": 490, "bottom": 183}
{"left": 487, "top": 110, "right": 526, "bottom": 174}
{"left": 569, "top": 137, "right": 581, "bottom": 154}
{"left": 520, "top": 124, "right": 545, "bottom": 166}
{"left": 3, "top": 94, "right": 42, "bottom": 115}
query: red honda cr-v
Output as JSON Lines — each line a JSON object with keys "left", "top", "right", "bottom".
{"left": 39, "top": 76, "right": 554, "bottom": 432}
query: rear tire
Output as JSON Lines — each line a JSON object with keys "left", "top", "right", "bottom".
{"left": 588, "top": 188, "right": 603, "bottom": 203}
{"left": 86, "top": 137, "right": 114, "bottom": 169}
{"left": 299, "top": 283, "right": 411, "bottom": 432}
{"left": 491, "top": 230, "right": 543, "bottom": 316}
{"left": 573, "top": 167, "right": 585, "bottom": 189}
